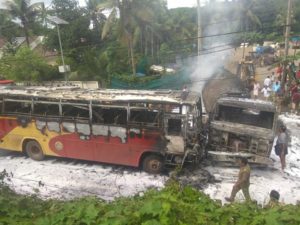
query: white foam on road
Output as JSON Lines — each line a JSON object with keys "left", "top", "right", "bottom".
{"left": 0, "top": 155, "right": 166, "bottom": 200}
{"left": 0, "top": 113, "right": 299, "bottom": 205}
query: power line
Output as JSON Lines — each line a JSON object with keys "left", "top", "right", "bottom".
{"left": 179, "top": 24, "right": 292, "bottom": 42}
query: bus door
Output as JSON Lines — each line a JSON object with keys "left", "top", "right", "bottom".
{"left": 1, "top": 99, "right": 32, "bottom": 151}
{"left": 164, "top": 104, "right": 189, "bottom": 154}
{"left": 58, "top": 103, "right": 93, "bottom": 160}
{"left": 91, "top": 105, "right": 130, "bottom": 165}
{"left": 128, "top": 107, "right": 163, "bottom": 156}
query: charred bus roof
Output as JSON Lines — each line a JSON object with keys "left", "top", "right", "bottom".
{"left": 217, "top": 97, "right": 276, "bottom": 112}
{"left": 0, "top": 86, "right": 201, "bottom": 105}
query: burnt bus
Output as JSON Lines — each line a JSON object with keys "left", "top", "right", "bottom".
{"left": 0, "top": 87, "right": 203, "bottom": 173}
{"left": 207, "top": 97, "right": 277, "bottom": 165}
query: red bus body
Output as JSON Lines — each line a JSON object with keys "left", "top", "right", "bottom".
{"left": 0, "top": 87, "right": 202, "bottom": 173}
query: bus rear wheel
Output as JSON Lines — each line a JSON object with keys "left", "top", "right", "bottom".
{"left": 142, "top": 155, "right": 163, "bottom": 174}
{"left": 25, "top": 140, "right": 44, "bottom": 161}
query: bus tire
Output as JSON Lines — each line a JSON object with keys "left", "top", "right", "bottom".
{"left": 142, "top": 155, "right": 163, "bottom": 174}
{"left": 25, "top": 140, "right": 44, "bottom": 161}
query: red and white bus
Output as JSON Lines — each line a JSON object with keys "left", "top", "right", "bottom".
{"left": 0, "top": 87, "right": 203, "bottom": 173}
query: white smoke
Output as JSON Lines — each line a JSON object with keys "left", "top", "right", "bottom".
{"left": 189, "top": 6, "right": 240, "bottom": 93}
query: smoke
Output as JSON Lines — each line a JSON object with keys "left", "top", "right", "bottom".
{"left": 189, "top": 20, "right": 238, "bottom": 93}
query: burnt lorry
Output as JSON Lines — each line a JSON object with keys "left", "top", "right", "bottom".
{"left": 207, "top": 97, "right": 277, "bottom": 165}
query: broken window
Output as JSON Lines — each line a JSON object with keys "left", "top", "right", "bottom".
{"left": 217, "top": 105, "right": 274, "bottom": 129}
{"left": 33, "top": 103, "right": 59, "bottom": 116}
{"left": 92, "top": 106, "right": 127, "bottom": 125}
{"left": 167, "top": 119, "right": 182, "bottom": 135}
{"left": 4, "top": 100, "right": 31, "bottom": 114}
{"left": 164, "top": 104, "right": 181, "bottom": 114}
{"left": 62, "top": 104, "right": 89, "bottom": 119}
{"left": 129, "top": 109, "right": 160, "bottom": 126}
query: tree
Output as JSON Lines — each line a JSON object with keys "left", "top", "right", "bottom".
{"left": 85, "top": 0, "right": 106, "bottom": 36}
{"left": 5, "top": 0, "right": 41, "bottom": 46}
{"left": 99, "top": 0, "right": 162, "bottom": 75}
{"left": 0, "top": 47, "right": 59, "bottom": 81}
{"left": 0, "top": 9, "right": 22, "bottom": 41}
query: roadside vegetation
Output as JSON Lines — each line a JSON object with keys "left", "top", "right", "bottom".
{"left": 0, "top": 171, "right": 299, "bottom": 225}
{"left": 0, "top": 0, "right": 300, "bottom": 84}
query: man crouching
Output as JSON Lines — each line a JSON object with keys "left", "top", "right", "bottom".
{"left": 225, "top": 157, "right": 251, "bottom": 202}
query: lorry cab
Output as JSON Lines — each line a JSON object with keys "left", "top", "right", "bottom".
{"left": 207, "top": 97, "right": 277, "bottom": 165}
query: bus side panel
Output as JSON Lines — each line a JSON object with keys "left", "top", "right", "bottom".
{"left": 0, "top": 118, "right": 21, "bottom": 151}
{"left": 128, "top": 130, "right": 165, "bottom": 166}
{"left": 48, "top": 129, "right": 164, "bottom": 167}
{"left": 0, "top": 117, "right": 59, "bottom": 155}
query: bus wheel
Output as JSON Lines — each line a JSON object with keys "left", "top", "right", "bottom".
{"left": 25, "top": 141, "right": 44, "bottom": 161}
{"left": 142, "top": 155, "right": 163, "bottom": 174}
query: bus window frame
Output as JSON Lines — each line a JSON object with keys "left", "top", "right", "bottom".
{"left": 32, "top": 101, "right": 61, "bottom": 118}
{"left": 128, "top": 107, "right": 162, "bottom": 128}
{"left": 91, "top": 103, "right": 128, "bottom": 126}
{"left": 3, "top": 98, "right": 33, "bottom": 116}
{"left": 61, "top": 102, "right": 90, "bottom": 121}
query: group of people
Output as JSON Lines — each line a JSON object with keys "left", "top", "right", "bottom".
{"left": 225, "top": 125, "right": 288, "bottom": 205}
{"left": 252, "top": 67, "right": 300, "bottom": 114}
{"left": 252, "top": 72, "right": 281, "bottom": 101}
{"left": 290, "top": 81, "right": 300, "bottom": 114}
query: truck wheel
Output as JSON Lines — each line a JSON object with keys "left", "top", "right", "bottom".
{"left": 25, "top": 140, "right": 44, "bottom": 161}
{"left": 142, "top": 155, "right": 163, "bottom": 174}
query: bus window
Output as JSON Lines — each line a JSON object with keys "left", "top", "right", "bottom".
{"left": 165, "top": 104, "right": 181, "bottom": 114}
{"left": 4, "top": 101, "right": 31, "bottom": 114}
{"left": 62, "top": 104, "right": 89, "bottom": 119}
{"left": 130, "top": 109, "right": 159, "bottom": 126}
{"left": 92, "top": 106, "right": 127, "bottom": 125}
{"left": 33, "top": 103, "right": 59, "bottom": 116}
{"left": 167, "top": 119, "right": 182, "bottom": 135}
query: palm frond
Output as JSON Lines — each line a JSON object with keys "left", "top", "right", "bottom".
{"left": 101, "top": 7, "right": 117, "bottom": 39}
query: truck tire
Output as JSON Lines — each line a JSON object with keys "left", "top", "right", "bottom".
{"left": 142, "top": 155, "right": 163, "bottom": 174}
{"left": 25, "top": 140, "right": 44, "bottom": 161}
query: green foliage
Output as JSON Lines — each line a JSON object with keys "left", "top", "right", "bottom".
{"left": 0, "top": 180, "right": 300, "bottom": 225}
{"left": 0, "top": 47, "right": 60, "bottom": 81}
{"left": 2, "top": 0, "right": 300, "bottom": 83}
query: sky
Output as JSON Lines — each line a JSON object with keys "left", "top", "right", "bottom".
{"left": 0, "top": 0, "right": 199, "bottom": 10}
{"left": 167, "top": 0, "right": 197, "bottom": 9}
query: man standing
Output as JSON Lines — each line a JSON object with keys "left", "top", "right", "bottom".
{"left": 276, "top": 125, "right": 288, "bottom": 170}
{"left": 253, "top": 80, "right": 260, "bottom": 99}
{"left": 264, "top": 76, "right": 272, "bottom": 88}
{"left": 225, "top": 158, "right": 251, "bottom": 202}
{"left": 261, "top": 85, "right": 271, "bottom": 100}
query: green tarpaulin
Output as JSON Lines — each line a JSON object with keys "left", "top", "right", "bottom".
{"left": 110, "top": 71, "right": 191, "bottom": 90}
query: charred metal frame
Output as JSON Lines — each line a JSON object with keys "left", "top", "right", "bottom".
{"left": 207, "top": 97, "right": 278, "bottom": 165}
{"left": 0, "top": 87, "right": 203, "bottom": 167}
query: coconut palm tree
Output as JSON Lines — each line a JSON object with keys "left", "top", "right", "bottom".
{"left": 98, "top": 0, "right": 162, "bottom": 75}
{"left": 85, "top": 0, "right": 106, "bottom": 33}
{"left": 5, "top": 0, "right": 41, "bottom": 46}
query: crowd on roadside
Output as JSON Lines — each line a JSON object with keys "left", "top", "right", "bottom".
{"left": 251, "top": 62, "right": 300, "bottom": 114}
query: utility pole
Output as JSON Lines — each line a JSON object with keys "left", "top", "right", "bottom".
{"left": 197, "top": 0, "right": 202, "bottom": 56}
{"left": 281, "top": 0, "right": 292, "bottom": 87}
{"left": 284, "top": 0, "right": 292, "bottom": 59}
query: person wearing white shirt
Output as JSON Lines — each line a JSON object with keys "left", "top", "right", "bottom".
{"left": 253, "top": 81, "right": 260, "bottom": 99}
{"left": 261, "top": 85, "right": 271, "bottom": 100}
{"left": 264, "top": 76, "right": 272, "bottom": 87}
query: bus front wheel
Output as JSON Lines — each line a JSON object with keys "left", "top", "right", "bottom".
{"left": 142, "top": 155, "right": 163, "bottom": 174}
{"left": 25, "top": 140, "right": 44, "bottom": 161}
